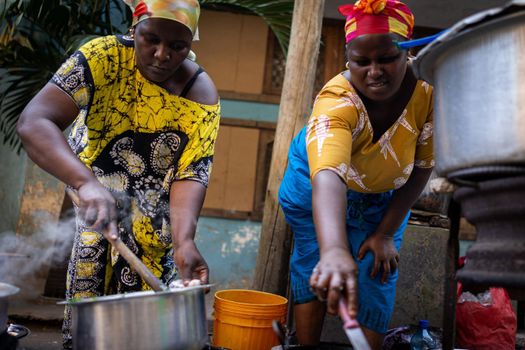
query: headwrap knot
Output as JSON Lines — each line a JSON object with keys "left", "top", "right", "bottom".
{"left": 354, "top": 0, "right": 386, "bottom": 14}
{"left": 338, "top": 0, "right": 414, "bottom": 43}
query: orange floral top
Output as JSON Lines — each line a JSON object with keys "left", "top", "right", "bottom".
{"left": 306, "top": 73, "right": 434, "bottom": 193}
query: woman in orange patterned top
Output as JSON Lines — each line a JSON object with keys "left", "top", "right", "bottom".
{"left": 17, "top": 0, "right": 219, "bottom": 347}
{"left": 278, "top": 0, "right": 433, "bottom": 348}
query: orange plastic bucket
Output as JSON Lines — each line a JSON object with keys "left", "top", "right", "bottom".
{"left": 212, "top": 289, "right": 288, "bottom": 350}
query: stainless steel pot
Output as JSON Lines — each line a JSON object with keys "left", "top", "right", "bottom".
{"left": 65, "top": 286, "right": 208, "bottom": 350}
{"left": 0, "top": 282, "right": 19, "bottom": 333}
{"left": 413, "top": 1, "right": 525, "bottom": 176}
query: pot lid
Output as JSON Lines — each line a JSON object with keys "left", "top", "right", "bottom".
{"left": 413, "top": 0, "right": 525, "bottom": 83}
{"left": 0, "top": 282, "right": 20, "bottom": 298}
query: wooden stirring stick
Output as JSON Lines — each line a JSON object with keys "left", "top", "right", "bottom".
{"left": 66, "top": 188, "right": 168, "bottom": 292}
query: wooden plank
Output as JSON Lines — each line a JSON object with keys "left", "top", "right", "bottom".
{"left": 219, "top": 117, "right": 276, "bottom": 131}
{"left": 200, "top": 207, "right": 253, "bottom": 220}
{"left": 252, "top": 130, "right": 276, "bottom": 221}
{"left": 235, "top": 15, "right": 269, "bottom": 94}
{"left": 203, "top": 126, "right": 231, "bottom": 209}
{"left": 218, "top": 90, "right": 281, "bottom": 104}
{"left": 262, "top": 30, "right": 282, "bottom": 96}
{"left": 224, "top": 127, "right": 259, "bottom": 212}
{"left": 192, "top": 10, "right": 241, "bottom": 92}
{"left": 322, "top": 21, "right": 346, "bottom": 82}
{"left": 252, "top": 0, "right": 325, "bottom": 296}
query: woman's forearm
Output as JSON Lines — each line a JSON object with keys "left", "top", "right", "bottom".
{"left": 17, "top": 84, "right": 98, "bottom": 189}
{"left": 312, "top": 170, "right": 349, "bottom": 254}
{"left": 169, "top": 180, "right": 207, "bottom": 246}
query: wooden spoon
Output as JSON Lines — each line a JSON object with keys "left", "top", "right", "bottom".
{"left": 66, "top": 188, "right": 168, "bottom": 292}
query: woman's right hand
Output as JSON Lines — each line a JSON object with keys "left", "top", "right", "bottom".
{"left": 76, "top": 181, "right": 118, "bottom": 239}
{"left": 309, "top": 246, "right": 359, "bottom": 317}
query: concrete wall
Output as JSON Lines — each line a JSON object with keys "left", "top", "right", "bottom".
{"left": 391, "top": 225, "right": 449, "bottom": 328}
{"left": 0, "top": 143, "right": 26, "bottom": 233}
{"left": 320, "top": 225, "right": 451, "bottom": 344}
{"left": 0, "top": 145, "right": 65, "bottom": 236}
{"left": 15, "top": 157, "right": 65, "bottom": 236}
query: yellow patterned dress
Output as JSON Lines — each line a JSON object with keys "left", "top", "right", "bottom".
{"left": 51, "top": 34, "right": 220, "bottom": 343}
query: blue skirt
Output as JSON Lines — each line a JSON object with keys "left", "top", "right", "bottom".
{"left": 278, "top": 126, "right": 409, "bottom": 334}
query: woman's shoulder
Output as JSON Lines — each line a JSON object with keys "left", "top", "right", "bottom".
{"left": 314, "top": 73, "right": 354, "bottom": 105}
{"left": 78, "top": 35, "right": 135, "bottom": 82}
{"left": 181, "top": 60, "right": 219, "bottom": 106}
{"left": 322, "top": 73, "right": 352, "bottom": 93}
{"left": 79, "top": 35, "right": 128, "bottom": 57}
{"left": 77, "top": 35, "right": 133, "bottom": 72}
{"left": 412, "top": 79, "right": 433, "bottom": 104}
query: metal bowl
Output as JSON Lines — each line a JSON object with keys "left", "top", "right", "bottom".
{"left": 0, "top": 282, "right": 19, "bottom": 333}
{"left": 64, "top": 286, "right": 208, "bottom": 350}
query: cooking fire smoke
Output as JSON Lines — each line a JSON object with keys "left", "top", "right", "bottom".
{"left": 0, "top": 212, "right": 76, "bottom": 294}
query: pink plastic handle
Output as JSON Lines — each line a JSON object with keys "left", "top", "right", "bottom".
{"left": 338, "top": 298, "right": 359, "bottom": 329}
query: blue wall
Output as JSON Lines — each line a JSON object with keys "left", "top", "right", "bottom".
{"left": 196, "top": 216, "right": 261, "bottom": 290}
{"left": 220, "top": 99, "right": 279, "bottom": 123}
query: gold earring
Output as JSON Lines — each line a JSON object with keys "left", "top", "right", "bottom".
{"left": 345, "top": 61, "right": 350, "bottom": 69}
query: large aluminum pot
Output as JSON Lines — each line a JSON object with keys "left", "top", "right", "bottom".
{"left": 0, "top": 282, "right": 19, "bottom": 333}
{"left": 65, "top": 286, "right": 208, "bottom": 350}
{"left": 413, "top": 1, "right": 525, "bottom": 177}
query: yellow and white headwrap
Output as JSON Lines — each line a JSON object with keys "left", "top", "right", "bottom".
{"left": 123, "top": 0, "right": 200, "bottom": 39}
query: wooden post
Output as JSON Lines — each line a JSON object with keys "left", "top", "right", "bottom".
{"left": 252, "top": 0, "right": 325, "bottom": 296}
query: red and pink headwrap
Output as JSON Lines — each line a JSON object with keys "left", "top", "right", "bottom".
{"left": 339, "top": 0, "right": 414, "bottom": 43}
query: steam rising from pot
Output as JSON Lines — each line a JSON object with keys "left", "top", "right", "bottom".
{"left": 0, "top": 214, "right": 76, "bottom": 290}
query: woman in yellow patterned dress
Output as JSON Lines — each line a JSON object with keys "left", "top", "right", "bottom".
{"left": 278, "top": 0, "right": 433, "bottom": 349}
{"left": 16, "top": 0, "right": 219, "bottom": 347}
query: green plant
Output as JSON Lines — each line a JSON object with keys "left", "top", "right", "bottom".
{"left": 0, "top": 0, "right": 130, "bottom": 151}
{"left": 0, "top": 0, "right": 293, "bottom": 152}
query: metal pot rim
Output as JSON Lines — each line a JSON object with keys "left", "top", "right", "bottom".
{"left": 413, "top": 2, "right": 525, "bottom": 83}
{"left": 58, "top": 284, "right": 211, "bottom": 305}
{"left": 0, "top": 282, "right": 20, "bottom": 298}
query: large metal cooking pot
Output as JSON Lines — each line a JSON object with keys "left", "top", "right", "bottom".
{"left": 413, "top": 1, "right": 525, "bottom": 177}
{"left": 0, "top": 282, "right": 19, "bottom": 333}
{"left": 64, "top": 286, "right": 208, "bottom": 350}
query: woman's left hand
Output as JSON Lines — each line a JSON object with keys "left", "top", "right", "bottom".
{"left": 357, "top": 234, "right": 399, "bottom": 284}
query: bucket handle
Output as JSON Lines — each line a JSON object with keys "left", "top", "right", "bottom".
{"left": 272, "top": 320, "right": 289, "bottom": 350}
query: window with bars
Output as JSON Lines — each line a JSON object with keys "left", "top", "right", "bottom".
{"left": 263, "top": 19, "right": 346, "bottom": 99}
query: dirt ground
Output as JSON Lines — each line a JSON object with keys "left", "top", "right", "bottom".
{"left": 8, "top": 318, "right": 63, "bottom": 350}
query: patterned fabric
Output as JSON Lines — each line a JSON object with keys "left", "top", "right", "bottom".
{"left": 51, "top": 35, "right": 220, "bottom": 346}
{"left": 122, "top": 0, "right": 200, "bottom": 37}
{"left": 306, "top": 73, "right": 433, "bottom": 193}
{"left": 339, "top": 0, "right": 414, "bottom": 42}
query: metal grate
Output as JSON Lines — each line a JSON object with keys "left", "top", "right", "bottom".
{"left": 269, "top": 44, "right": 286, "bottom": 92}
{"left": 267, "top": 34, "right": 327, "bottom": 99}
